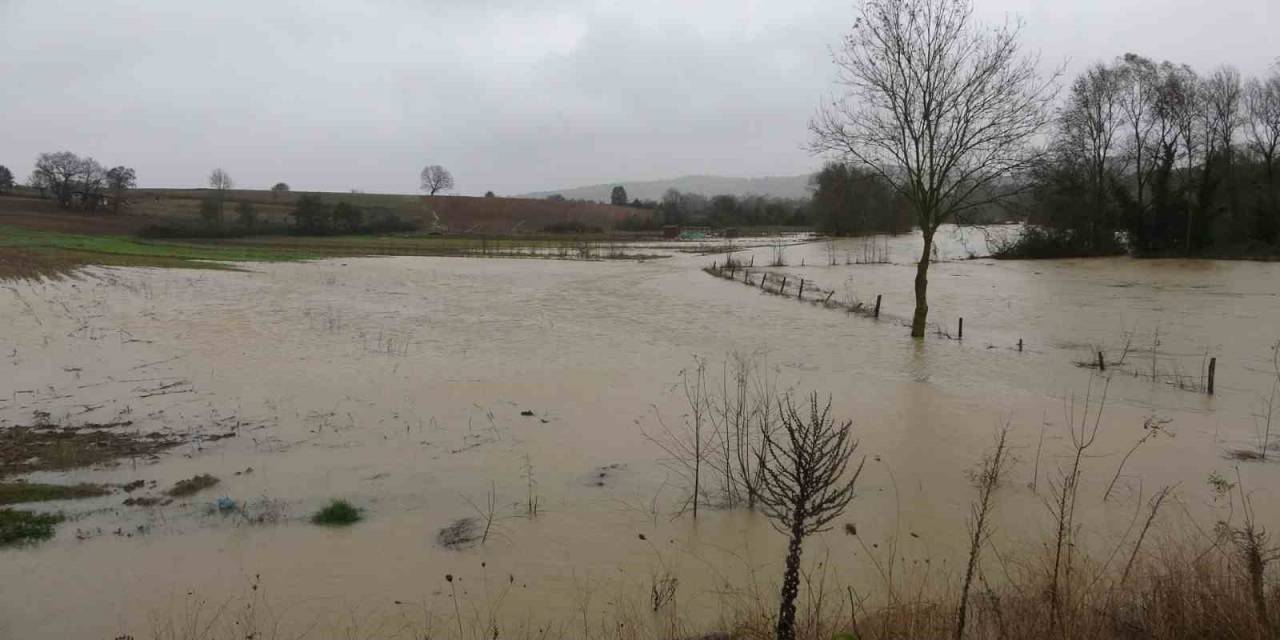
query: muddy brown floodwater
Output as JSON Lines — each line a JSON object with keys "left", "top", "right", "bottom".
{"left": 2, "top": 226, "right": 1280, "bottom": 638}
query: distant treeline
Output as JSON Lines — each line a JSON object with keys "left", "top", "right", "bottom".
{"left": 567, "top": 164, "right": 918, "bottom": 236}
{"left": 141, "top": 194, "right": 417, "bottom": 238}
{"left": 1000, "top": 55, "right": 1280, "bottom": 259}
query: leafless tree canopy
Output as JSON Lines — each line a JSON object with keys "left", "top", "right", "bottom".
{"left": 208, "top": 168, "right": 233, "bottom": 194}
{"left": 420, "top": 164, "right": 455, "bottom": 195}
{"left": 105, "top": 166, "right": 136, "bottom": 213}
{"left": 32, "top": 151, "right": 109, "bottom": 210}
{"left": 810, "top": 0, "right": 1057, "bottom": 336}
{"left": 1246, "top": 71, "right": 1280, "bottom": 181}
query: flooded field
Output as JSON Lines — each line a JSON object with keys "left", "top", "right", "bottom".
{"left": 3, "top": 229, "right": 1280, "bottom": 638}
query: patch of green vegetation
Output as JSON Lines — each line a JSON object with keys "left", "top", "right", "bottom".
{"left": 0, "top": 509, "right": 64, "bottom": 546}
{"left": 166, "top": 474, "right": 220, "bottom": 497}
{"left": 0, "top": 482, "right": 109, "bottom": 505}
{"left": 0, "top": 224, "right": 315, "bottom": 281}
{"left": 311, "top": 499, "right": 362, "bottom": 526}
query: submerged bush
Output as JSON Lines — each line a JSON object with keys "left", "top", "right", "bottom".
{"left": 167, "top": 474, "right": 220, "bottom": 497}
{"left": 0, "top": 482, "right": 108, "bottom": 505}
{"left": 0, "top": 509, "right": 64, "bottom": 546}
{"left": 991, "top": 225, "right": 1126, "bottom": 259}
{"left": 311, "top": 499, "right": 361, "bottom": 526}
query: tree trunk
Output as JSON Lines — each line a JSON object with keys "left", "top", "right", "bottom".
{"left": 776, "top": 524, "right": 805, "bottom": 640}
{"left": 911, "top": 230, "right": 934, "bottom": 338}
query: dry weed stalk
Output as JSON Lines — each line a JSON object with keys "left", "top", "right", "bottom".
{"left": 956, "top": 426, "right": 1011, "bottom": 640}
{"left": 1047, "top": 376, "right": 1109, "bottom": 633}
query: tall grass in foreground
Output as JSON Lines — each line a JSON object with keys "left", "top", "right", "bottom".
{"left": 144, "top": 528, "right": 1280, "bottom": 640}
{"left": 145, "top": 368, "right": 1280, "bottom": 640}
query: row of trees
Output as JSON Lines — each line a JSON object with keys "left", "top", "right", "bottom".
{"left": 615, "top": 188, "right": 813, "bottom": 230}
{"left": 809, "top": 162, "right": 913, "bottom": 235}
{"left": 1023, "top": 56, "right": 1280, "bottom": 256}
{"left": 21, "top": 152, "right": 137, "bottom": 213}
{"left": 598, "top": 175, "right": 916, "bottom": 236}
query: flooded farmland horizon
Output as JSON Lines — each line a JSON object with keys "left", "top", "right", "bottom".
{"left": 3, "top": 229, "right": 1279, "bottom": 638}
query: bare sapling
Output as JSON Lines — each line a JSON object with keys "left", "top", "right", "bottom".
{"left": 1257, "top": 341, "right": 1280, "bottom": 459}
{"left": 810, "top": 0, "right": 1057, "bottom": 337}
{"left": 759, "top": 393, "right": 865, "bottom": 640}
{"left": 771, "top": 241, "right": 787, "bottom": 267}
{"left": 642, "top": 358, "right": 715, "bottom": 518}
{"left": 1119, "top": 484, "right": 1174, "bottom": 585}
{"left": 956, "top": 425, "right": 1011, "bottom": 640}
{"left": 739, "top": 356, "right": 780, "bottom": 509}
{"left": 463, "top": 482, "right": 499, "bottom": 544}
{"left": 1047, "top": 376, "right": 1109, "bottom": 633}
{"left": 1103, "top": 415, "right": 1172, "bottom": 502}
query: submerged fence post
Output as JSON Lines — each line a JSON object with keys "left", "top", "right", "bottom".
{"left": 760, "top": 273, "right": 767, "bottom": 289}
{"left": 781, "top": 276, "right": 787, "bottom": 293}
{"left": 1018, "top": 338, "right": 1023, "bottom": 352}
{"left": 958, "top": 317, "right": 963, "bottom": 340}
{"left": 874, "top": 294, "right": 882, "bottom": 318}
{"left": 1097, "top": 351, "right": 1106, "bottom": 372}
{"left": 1208, "top": 357, "right": 1217, "bottom": 395}
{"left": 798, "top": 280, "right": 805, "bottom": 300}
{"left": 750, "top": 255, "right": 755, "bottom": 267}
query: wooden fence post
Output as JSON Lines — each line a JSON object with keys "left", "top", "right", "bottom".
{"left": 1018, "top": 339, "right": 1023, "bottom": 352}
{"left": 1097, "top": 351, "right": 1106, "bottom": 372}
{"left": 797, "top": 280, "right": 805, "bottom": 300}
{"left": 874, "top": 294, "right": 882, "bottom": 318}
{"left": 1208, "top": 357, "right": 1217, "bottom": 395}
{"left": 958, "top": 317, "right": 963, "bottom": 340}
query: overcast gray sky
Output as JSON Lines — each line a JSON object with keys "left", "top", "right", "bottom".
{"left": 1, "top": 0, "right": 1274, "bottom": 196}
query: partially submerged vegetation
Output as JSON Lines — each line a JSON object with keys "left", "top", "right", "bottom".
{"left": 0, "top": 509, "right": 64, "bottom": 547}
{"left": 0, "top": 481, "right": 109, "bottom": 505}
{"left": 311, "top": 499, "right": 362, "bottom": 526}
{"left": 0, "top": 224, "right": 313, "bottom": 281}
{"left": 0, "top": 221, "right": 670, "bottom": 282}
{"left": 0, "top": 420, "right": 183, "bottom": 476}
{"left": 166, "top": 474, "right": 220, "bottom": 498}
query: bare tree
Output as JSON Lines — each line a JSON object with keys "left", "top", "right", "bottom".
{"left": 810, "top": 0, "right": 1056, "bottom": 337}
{"left": 420, "top": 164, "right": 454, "bottom": 195}
{"left": 105, "top": 166, "right": 136, "bottom": 214}
{"left": 271, "top": 182, "right": 290, "bottom": 200}
{"left": 758, "top": 394, "right": 864, "bottom": 640}
{"left": 1058, "top": 62, "right": 1125, "bottom": 243}
{"left": 208, "top": 168, "right": 233, "bottom": 223}
{"left": 77, "top": 157, "right": 107, "bottom": 211}
{"left": 641, "top": 358, "right": 716, "bottom": 518}
{"left": 956, "top": 426, "right": 1011, "bottom": 640}
{"left": 1205, "top": 67, "right": 1244, "bottom": 218}
{"left": 1246, "top": 70, "right": 1280, "bottom": 207}
{"left": 33, "top": 151, "right": 85, "bottom": 208}
{"left": 1115, "top": 54, "right": 1160, "bottom": 222}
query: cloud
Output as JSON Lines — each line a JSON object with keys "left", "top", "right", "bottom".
{"left": 0, "top": 0, "right": 1274, "bottom": 195}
